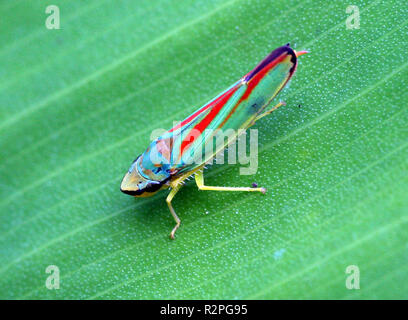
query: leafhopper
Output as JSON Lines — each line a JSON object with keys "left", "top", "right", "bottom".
{"left": 121, "top": 44, "right": 307, "bottom": 239}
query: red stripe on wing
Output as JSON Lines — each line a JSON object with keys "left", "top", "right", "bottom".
{"left": 178, "top": 83, "right": 240, "bottom": 157}
{"left": 218, "top": 53, "right": 289, "bottom": 128}
{"left": 168, "top": 103, "right": 212, "bottom": 133}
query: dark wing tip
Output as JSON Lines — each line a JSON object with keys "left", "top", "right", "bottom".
{"left": 244, "top": 44, "right": 297, "bottom": 82}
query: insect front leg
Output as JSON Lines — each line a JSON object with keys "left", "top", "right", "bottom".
{"left": 195, "top": 170, "right": 266, "bottom": 194}
{"left": 254, "top": 101, "right": 286, "bottom": 122}
{"left": 165, "top": 166, "right": 206, "bottom": 239}
{"left": 166, "top": 185, "right": 182, "bottom": 240}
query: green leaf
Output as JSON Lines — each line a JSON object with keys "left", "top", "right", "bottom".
{"left": 0, "top": 0, "right": 407, "bottom": 299}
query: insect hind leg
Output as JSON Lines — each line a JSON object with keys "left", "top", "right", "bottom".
{"left": 195, "top": 170, "right": 266, "bottom": 194}
{"left": 254, "top": 101, "right": 286, "bottom": 122}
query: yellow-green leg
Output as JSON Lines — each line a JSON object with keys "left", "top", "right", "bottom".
{"left": 255, "top": 101, "right": 286, "bottom": 122}
{"left": 166, "top": 160, "right": 267, "bottom": 239}
{"left": 166, "top": 165, "right": 205, "bottom": 239}
{"left": 166, "top": 186, "right": 182, "bottom": 240}
{"left": 195, "top": 170, "right": 266, "bottom": 193}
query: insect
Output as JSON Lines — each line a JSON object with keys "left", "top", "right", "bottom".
{"left": 121, "top": 43, "right": 307, "bottom": 239}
